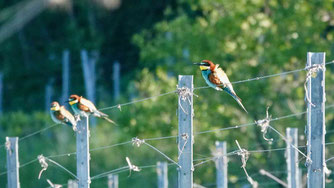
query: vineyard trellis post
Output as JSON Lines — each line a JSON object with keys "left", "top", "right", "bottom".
{"left": 108, "top": 174, "right": 118, "bottom": 188}
{"left": 177, "top": 75, "right": 194, "bottom": 188}
{"left": 306, "top": 52, "right": 326, "bottom": 188}
{"left": 286, "top": 128, "right": 299, "bottom": 188}
{"left": 157, "top": 161, "right": 168, "bottom": 188}
{"left": 76, "top": 116, "right": 90, "bottom": 188}
{"left": 6, "top": 137, "right": 20, "bottom": 188}
{"left": 215, "top": 141, "right": 228, "bottom": 188}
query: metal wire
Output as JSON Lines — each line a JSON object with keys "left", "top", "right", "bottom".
{"left": 98, "top": 61, "right": 334, "bottom": 112}
{"left": 19, "top": 123, "right": 59, "bottom": 142}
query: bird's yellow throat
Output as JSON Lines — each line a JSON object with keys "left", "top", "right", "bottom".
{"left": 69, "top": 101, "right": 76, "bottom": 105}
{"left": 51, "top": 106, "right": 60, "bottom": 111}
{"left": 199, "top": 66, "right": 209, "bottom": 71}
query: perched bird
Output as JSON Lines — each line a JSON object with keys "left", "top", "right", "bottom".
{"left": 68, "top": 94, "right": 116, "bottom": 124}
{"left": 50, "top": 101, "right": 77, "bottom": 131}
{"left": 194, "top": 60, "right": 248, "bottom": 113}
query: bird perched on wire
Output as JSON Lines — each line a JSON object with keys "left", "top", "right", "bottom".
{"left": 68, "top": 94, "right": 116, "bottom": 124}
{"left": 194, "top": 60, "right": 248, "bottom": 113}
{"left": 50, "top": 101, "right": 77, "bottom": 131}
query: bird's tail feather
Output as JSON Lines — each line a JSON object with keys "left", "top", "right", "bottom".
{"left": 223, "top": 87, "right": 248, "bottom": 113}
{"left": 97, "top": 110, "right": 108, "bottom": 117}
{"left": 102, "top": 116, "right": 117, "bottom": 125}
{"left": 234, "top": 97, "right": 248, "bottom": 114}
{"left": 95, "top": 110, "right": 117, "bottom": 125}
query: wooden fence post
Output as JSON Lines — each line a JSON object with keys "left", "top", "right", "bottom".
{"left": 216, "top": 141, "right": 228, "bottom": 188}
{"left": 108, "top": 174, "right": 118, "bottom": 188}
{"left": 6, "top": 137, "right": 20, "bottom": 188}
{"left": 157, "top": 161, "right": 168, "bottom": 188}
{"left": 286, "top": 128, "right": 299, "bottom": 188}
{"left": 76, "top": 116, "right": 90, "bottom": 188}
{"left": 177, "top": 75, "right": 194, "bottom": 188}
{"left": 306, "top": 52, "right": 326, "bottom": 188}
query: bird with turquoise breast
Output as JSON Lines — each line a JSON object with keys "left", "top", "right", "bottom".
{"left": 194, "top": 60, "right": 248, "bottom": 113}
{"left": 50, "top": 101, "right": 77, "bottom": 131}
{"left": 68, "top": 94, "right": 116, "bottom": 124}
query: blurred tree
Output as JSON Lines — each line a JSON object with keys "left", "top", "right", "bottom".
{"left": 0, "top": 0, "right": 177, "bottom": 111}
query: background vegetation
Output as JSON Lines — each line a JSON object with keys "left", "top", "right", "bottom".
{"left": 1, "top": 0, "right": 334, "bottom": 187}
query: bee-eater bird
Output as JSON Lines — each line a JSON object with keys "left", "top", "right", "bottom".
{"left": 68, "top": 94, "right": 116, "bottom": 124}
{"left": 50, "top": 101, "right": 77, "bottom": 131}
{"left": 194, "top": 60, "right": 248, "bottom": 113}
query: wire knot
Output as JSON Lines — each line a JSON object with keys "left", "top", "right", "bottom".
{"left": 235, "top": 140, "right": 258, "bottom": 188}
{"left": 255, "top": 107, "right": 273, "bottom": 144}
{"left": 325, "top": 164, "right": 333, "bottom": 183}
{"left": 117, "top": 104, "right": 122, "bottom": 111}
{"left": 125, "top": 157, "right": 141, "bottom": 177}
{"left": 132, "top": 137, "right": 145, "bottom": 147}
{"left": 237, "top": 149, "right": 250, "bottom": 169}
{"left": 181, "top": 133, "right": 189, "bottom": 140}
{"left": 46, "top": 179, "right": 63, "bottom": 188}
{"left": 305, "top": 156, "right": 312, "bottom": 167}
{"left": 176, "top": 86, "right": 195, "bottom": 100}
{"left": 176, "top": 86, "right": 198, "bottom": 114}
{"left": 178, "top": 133, "right": 189, "bottom": 159}
{"left": 304, "top": 64, "right": 325, "bottom": 107}
{"left": 235, "top": 140, "right": 249, "bottom": 168}
{"left": 305, "top": 64, "right": 325, "bottom": 77}
{"left": 38, "top": 155, "right": 49, "bottom": 179}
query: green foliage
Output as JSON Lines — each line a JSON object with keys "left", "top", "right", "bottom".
{"left": 132, "top": 0, "right": 334, "bottom": 186}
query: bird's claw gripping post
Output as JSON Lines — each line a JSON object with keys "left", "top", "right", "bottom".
{"left": 72, "top": 124, "right": 77, "bottom": 132}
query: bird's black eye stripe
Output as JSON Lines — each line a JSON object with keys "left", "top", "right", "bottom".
{"left": 194, "top": 62, "right": 210, "bottom": 66}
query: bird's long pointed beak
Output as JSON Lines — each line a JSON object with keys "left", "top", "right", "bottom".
{"left": 193, "top": 63, "right": 203, "bottom": 66}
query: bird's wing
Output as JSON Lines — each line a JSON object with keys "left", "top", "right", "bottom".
{"left": 50, "top": 110, "right": 62, "bottom": 124}
{"left": 78, "top": 103, "right": 91, "bottom": 112}
{"left": 215, "top": 68, "right": 231, "bottom": 85}
{"left": 211, "top": 67, "right": 247, "bottom": 113}
{"left": 54, "top": 111, "right": 65, "bottom": 121}
{"left": 213, "top": 68, "right": 236, "bottom": 92}
{"left": 79, "top": 97, "right": 97, "bottom": 112}
{"left": 208, "top": 72, "right": 223, "bottom": 86}
{"left": 209, "top": 67, "right": 230, "bottom": 87}
{"left": 60, "top": 106, "right": 77, "bottom": 126}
